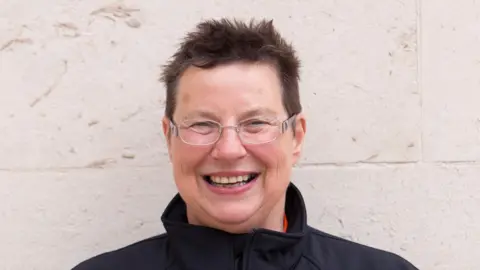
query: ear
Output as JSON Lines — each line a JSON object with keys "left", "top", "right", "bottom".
{"left": 162, "top": 116, "right": 173, "bottom": 159}
{"left": 291, "top": 113, "right": 306, "bottom": 165}
{"left": 162, "top": 116, "right": 171, "bottom": 142}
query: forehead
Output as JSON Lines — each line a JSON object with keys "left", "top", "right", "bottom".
{"left": 175, "top": 62, "right": 285, "bottom": 120}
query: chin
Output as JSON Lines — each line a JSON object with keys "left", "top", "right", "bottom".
{"left": 206, "top": 199, "right": 261, "bottom": 227}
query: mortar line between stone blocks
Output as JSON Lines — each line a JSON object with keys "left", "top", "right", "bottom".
{"left": 0, "top": 164, "right": 165, "bottom": 173}
{"left": 294, "top": 160, "right": 480, "bottom": 169}
{"left": 3, "top": 161, "right": 480, "bottom": 173}
{"left": 294, "top": 162, "right": 418, "bottom": 169}
{"left": 416, "top": 0, "right": 425, "bottom": 162}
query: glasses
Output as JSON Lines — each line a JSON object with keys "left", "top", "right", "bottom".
{"left": 169, "top": 114, "right": 297, "bottom": 146}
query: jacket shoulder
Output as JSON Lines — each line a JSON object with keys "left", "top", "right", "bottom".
{"left": 71, "top": 234, "right": 170, "bottom": 270}
{"left": 305, "top": 226, "right": 418, "bottom": 270}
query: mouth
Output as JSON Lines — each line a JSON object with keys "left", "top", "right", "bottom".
{"left": 202, "top": 173, "right": 260, "bottom": 188}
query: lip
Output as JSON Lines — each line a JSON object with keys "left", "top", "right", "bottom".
{"left": 202, "top": 173, "right": 259, "bottom": 195}
{"left": 206, "top": 171, "right": 259, "bottom": 177}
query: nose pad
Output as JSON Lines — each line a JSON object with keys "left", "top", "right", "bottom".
{"left": 216, "top": 127, "right": 243, "bottom": 146}
{"left": 211, "top": 127, "right": 246, "bottom": 159}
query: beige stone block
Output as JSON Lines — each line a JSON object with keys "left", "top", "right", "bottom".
{"left": 294, "top": 0, "right": 421, "bottom": 164}
{"left": 293, "top": 164, "right": 480, "bottom": 270}
{"left": 1, "top": 0, "right": 173, "bottom": 169}
{"left": 0, "top": 167, "right": 176, "bottom": 270}
{"left": 422, "top": 1, "right": 480, "bottom": 161}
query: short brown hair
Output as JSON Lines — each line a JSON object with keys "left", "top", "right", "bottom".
{"left": 160, "top": 18, "right": 302, "bottom": 120}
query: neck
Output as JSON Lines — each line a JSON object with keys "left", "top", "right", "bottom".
{"left": 187, "top": 196, "right": 286, "bottom": 234}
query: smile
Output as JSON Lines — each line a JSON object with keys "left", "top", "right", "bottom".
{"left": 203, "top": 173, "right": 259, "bottom": 188}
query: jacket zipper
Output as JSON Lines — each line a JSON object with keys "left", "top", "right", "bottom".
{"left": 240, "top": 229, "right": 259, "bottom": 270}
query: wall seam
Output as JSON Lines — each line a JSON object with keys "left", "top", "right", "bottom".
{"left": 416, "top": 0, "right": 424, "bottom": 162}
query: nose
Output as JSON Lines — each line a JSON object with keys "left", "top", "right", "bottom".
{"left": 210, "top": 127, "right": 247, "bottom": 161}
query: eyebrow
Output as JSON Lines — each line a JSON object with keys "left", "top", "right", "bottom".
{"left": 181, "top": 108, "right": 279, "bottom": 122}
{"left": 239, "top": 108, "right": 278, "bottom": 119}
{"left": 181, "top": 110, "right": 219, "bottom": 122}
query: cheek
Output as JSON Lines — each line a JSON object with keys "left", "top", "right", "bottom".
{"left": 246, "top": 141, "right": 291, "bottom": 171}
{"left": 171, "top": 143, "right": 210, "bottom": 175}
{"left": 247, "top": 143, "right": 292, "bottom": 200}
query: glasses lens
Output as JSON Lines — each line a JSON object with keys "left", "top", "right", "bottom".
{"left": 179, "top": 128, "right": 219, "bottom": 145}
{"left": 240, "top": 125, "right": 279, "bottom": 144}
{"left": 176, "top": 119, "right": 287, "bottom": 145}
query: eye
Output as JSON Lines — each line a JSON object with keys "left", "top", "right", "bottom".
{"left": 242, "top": 119, "right": 272, "bottom": 133}
{"left": 245, "top": 120, "right": 270, "bottom": 126}
{"left": 189, "top": 121, "right": 215, "bottom": 128}
{"left": 188, "top": 121, "right": 217, "bottom": 134}
{"left": 252, "top": 121, "right": 267, "bottom": 126}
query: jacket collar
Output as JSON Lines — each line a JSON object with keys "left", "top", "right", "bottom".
{"left": 161, "top": 183, "right": 308, "bottom": 270}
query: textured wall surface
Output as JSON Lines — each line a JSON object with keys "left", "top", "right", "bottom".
{"left": 1, "top": 1, "right": 479, "bottom": 269}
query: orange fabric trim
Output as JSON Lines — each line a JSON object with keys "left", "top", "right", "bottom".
{"left": 283, "top": 215, "right": 288, "bottom": 232}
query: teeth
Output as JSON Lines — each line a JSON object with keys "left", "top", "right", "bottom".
{"left": 210, "top": 175, "right": 253, "bottom": 184}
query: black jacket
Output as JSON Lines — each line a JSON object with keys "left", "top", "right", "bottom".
{"left": 72, "top": 183, "right": 418, "bottom": 270}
